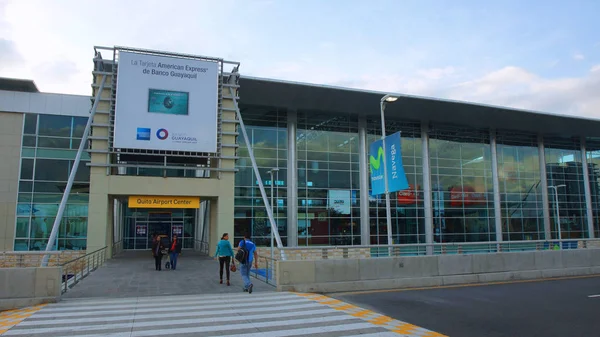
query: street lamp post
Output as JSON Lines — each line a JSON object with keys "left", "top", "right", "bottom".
{"left": 380, "top": 94, "right": 399, "bottom": 254}
{"left": 267, "top": 168, "right": 279, "bottom": 261}
{"left": 548, "top": 184, "right": 566, "bottom": 247}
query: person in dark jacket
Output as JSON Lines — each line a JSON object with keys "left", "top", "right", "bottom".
{"left": 151, "top": 234, "right": 164, "bottom": 271}
{"left": 169, "top": 234, "right": 183, "bottom": 270}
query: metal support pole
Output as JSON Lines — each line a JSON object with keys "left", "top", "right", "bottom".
{"left": 42, "top": 74, "right": 107, "bottom": 267}
{"left": 421, "top": 123, "right": 433, "bottom": 255}
{"left": 379, "top": 101, "right": 393, "bottom": 255}
{"left": 581, "top": 137, "right": 595, "bottom": 238}
{"left": 287, "top": 111, "right": 298, "bottom": 247}
{"left": 268, "top": 168, "right": 278, "bottom": 261}
{"left": 358, "top": 117, "right": 370, "bottom": 245}
{"left": 549, "top": 185, "right": 565, "bottom": 246}
{"left": 538, "top": 135, "right": 552, "bottom": 240}
{"left": 228, "top": 82, "right": 286, "bottom": 260}
{"left": 490, "top": 129, "right": 503, "bottom": 246}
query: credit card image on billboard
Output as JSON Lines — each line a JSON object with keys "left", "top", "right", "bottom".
{"left": 147, "top": 89, "right": 189, "bottom": 115}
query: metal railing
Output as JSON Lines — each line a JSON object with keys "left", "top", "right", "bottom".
{"left": 278, "top": 238, "right": 600, "bottom": 260}
{"left": 61, "top": 246, "right": 107, "bottom": 294}
{"left": 0, "top": 251, "right": 63, "bottom": 268}
{"left": 112, "top": 240, "right": 124, "bottom": 257}
{"left": 250, "top": 255, "right": 277, "bottom": 286}
{"left": 193, "top": 240, "right": 209, "bottom": 255}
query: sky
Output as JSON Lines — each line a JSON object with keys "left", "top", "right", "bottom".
{"left": 1, "top": 0, "right": 599, "bottom": 118}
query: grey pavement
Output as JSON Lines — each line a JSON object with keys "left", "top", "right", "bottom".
{"left": 64, "top": 251, "right": 275, "bottom": 299}
{"left": 333, "top": 275, "right": 600, "bottom": 337}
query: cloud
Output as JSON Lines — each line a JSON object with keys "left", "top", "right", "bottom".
{"left": 418, "top": 67, "right": 456, "bottom": 80}
{"left": 442, "top": 66, "right": 600, "bottom": 118}
{"left": 0, "top": 38, "right": 24, "bottom": 69}
{"left": 573, "top": 53, "right": 585, "bottom": 61}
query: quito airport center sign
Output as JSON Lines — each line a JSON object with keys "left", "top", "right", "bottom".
{"left": 113, "top": 51, "right": 219, "bottom": 152}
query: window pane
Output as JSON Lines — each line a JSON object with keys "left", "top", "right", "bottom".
{"left": 38, "top": 137, "right": 70, "bottom": 149}
{"left": 14, "top": 239, "right": 29, "bottom": 251}
{"left": 18, "top": 193, "right": 32, "bottom": 202}
{"left": 72, "top": 117, "right": 87, "bottom": 137}
{"left": 74, "top": 162, "right": 90, "bottom": 182}
{"left": 35, "top": 159, "right": 69, "bottom": 181}
{"left": 30, "top": 217, "right": 54, "bottom": 239}
{"left": 34, "top": 182, "right": 65, "bottom": 193}
{"left": 24, "top": 114, "right": 37, "bottom": 134}
{"left": 38, "top": 115, "right": 71, "bottom": 137}
{"left": 22, "top": 135, "right": 36, "bottom": 147}
{"left": 20, "top": 159, "right": 34, "bottom": 180}
{"left": 16, "top": 217, "right": 30, "bottom": 238}
{"left": 19, "top": 181, "right": 33, "bottom": 192}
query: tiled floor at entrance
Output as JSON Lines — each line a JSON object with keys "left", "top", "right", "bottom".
{"left": 63, "top": 251, "right": 275, "bottom": 299}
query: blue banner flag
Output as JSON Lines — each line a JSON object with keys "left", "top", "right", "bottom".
{"left": 369, "top": 132, "right": 409, "bottom": 196}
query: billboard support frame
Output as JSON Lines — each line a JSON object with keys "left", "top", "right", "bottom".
{"left": 94, "top": 46, "right": 242, "bottom": 173}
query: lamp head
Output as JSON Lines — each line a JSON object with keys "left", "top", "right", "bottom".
{"left": 382, "top": 94, "right": 399, "bottom": 103}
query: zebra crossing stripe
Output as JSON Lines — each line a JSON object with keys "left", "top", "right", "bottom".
{"left": 295, "top": 292, "right": 448, "bottom": 337}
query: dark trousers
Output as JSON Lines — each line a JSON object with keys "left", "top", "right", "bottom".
{"left": 219, "top": 256, "right": 231, "bottom": 280}
{"left": 154, "top": 256, "right": 162, "bottom": 270}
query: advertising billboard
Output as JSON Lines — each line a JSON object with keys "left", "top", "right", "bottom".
{"left": 113, "top": 51, "right": 219, "bottom": 152}
{"left": 369, "top": 131, "right": 409, "bottom": 195}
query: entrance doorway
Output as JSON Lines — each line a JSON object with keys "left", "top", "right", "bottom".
{"left": 123, "top": 208, "right": 196, "bottom": 250}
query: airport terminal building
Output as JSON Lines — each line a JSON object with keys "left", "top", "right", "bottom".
{"left": 0, "top": 46, "right": 599, "bottom": 255}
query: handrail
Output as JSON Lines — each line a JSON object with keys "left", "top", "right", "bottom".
{"left": 275, "top": 238, "right": 600, "bottom": 260}
{"left": 250, "top": 254, "right": 277, "bottom": 287}
{"left": 193, "top": 239, "right": 209, "bottom": 255}
{"left": 278, "top": 238, "right": 600, "bottom": 251}
{"left": 112, "top": 240, "right": 124, "bottom": 257}
{"left": 61, "top": 246, "right": 108, "bottom": 294}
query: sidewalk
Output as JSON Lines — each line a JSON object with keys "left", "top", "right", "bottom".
{"left": 63, "top": 251, "right": 274, "bottom": 299}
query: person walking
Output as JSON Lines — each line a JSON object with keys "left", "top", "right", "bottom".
{"left": 237, "top": 233, "right": 258, "bottom": 294}
{"left": 151, "top": 234, "right": 163, "bottom": 271}
{"left": 214, "top": 233, "right": 235, "bottom": 286}
{"left": 168, "top": 234, "right": 182, "bottom": 270}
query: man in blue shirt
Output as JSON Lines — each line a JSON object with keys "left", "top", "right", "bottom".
{"left": 238, "top": 233, "right": 258, "bottom": 294}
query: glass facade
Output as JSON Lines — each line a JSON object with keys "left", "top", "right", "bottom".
{"left": 367, "top": 120, "right": 424, "bottom": 245}
{"left": 497, "top": 131, "right": 544, "bottom": 240}
{"left": 296, "top": 112, "right": 360, "bottom": 246}
{"left": 428, "top": 125, "right": 494, "bottom": 243}
{"left": 585, "top": 138, "right": 600, "bottom": 239}
{"left": 234, "top": 106, "right": 288, "bottom": 246}
{"left": 15, "top": 113, "right": 90, "bottom": 251}
{"left": 544, "top": 137, "right": 588, "bottom": 239}
{"left": 11, "top": 95, "right": 600, "bottom": 251}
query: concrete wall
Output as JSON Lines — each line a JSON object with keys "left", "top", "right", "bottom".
{"left": 277, "top": 249, "right": 600, "bottom": 293}
{"left": 0, "top": 267, "right": 62, "bottom": 310}
{"left": 0, "top": 112, "right": 23, "bottom": 251}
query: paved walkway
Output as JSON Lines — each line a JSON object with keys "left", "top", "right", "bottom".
{"left": 0, "top": 292, "right": 440, "bottom": 336}
{"left": 64, "top": 251, "right": 274, "bottom": 299}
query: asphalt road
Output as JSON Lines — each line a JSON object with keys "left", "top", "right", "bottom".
{"left": 332, "top": 276, "right": 600, "bottom": 337}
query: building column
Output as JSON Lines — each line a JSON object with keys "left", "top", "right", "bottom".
{"left": 490, "top": 129, "right": 503, "bottom": 242}
{"left": 286, "top": 110, "right": 298, "bottom": 247}
{"left": 358, "top": 117, "right": 370, "bottom": 245}
{"left": 421, "top": 122, "right": 433, "bottom": 255}
{"left": 581, "top": 137, "right": 595, "bottom": 238}
{"left": 538, "top": 134, "right": 552, "bottom": 239}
